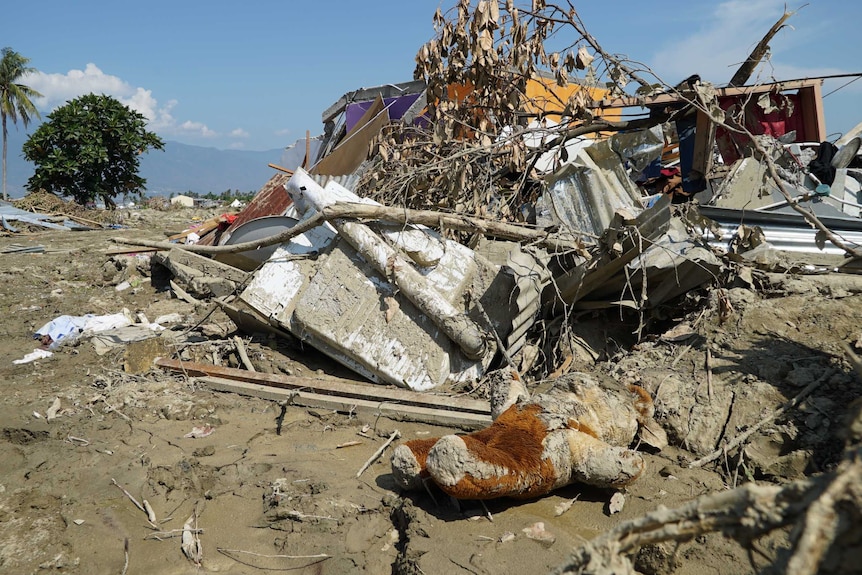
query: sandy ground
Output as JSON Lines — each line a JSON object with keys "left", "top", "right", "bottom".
{"left": 1, "top": 207, "right": 861, "bottom": 575}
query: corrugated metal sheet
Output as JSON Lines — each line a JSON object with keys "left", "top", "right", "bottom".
{"left": 700, "top": 206, "right": 862, "bottom": 255}
{"left": 537, "top": 139, "right": 644, "bottom": 239}
{"left": 504, "top": 247, "right": 551, "bottom": 357}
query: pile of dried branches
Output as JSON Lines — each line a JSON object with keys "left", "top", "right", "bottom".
{"left": 356, "top": 0, "right": 660, "bottom": 222}
{"left": 13, "top": 189, "right": 123, "bottom": 224}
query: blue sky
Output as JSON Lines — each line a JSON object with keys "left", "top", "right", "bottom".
{"left": 4, "top": 0, "right": 860, "bottom": 151}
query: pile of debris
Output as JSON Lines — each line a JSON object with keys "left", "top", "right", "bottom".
{"left": 1, "top": 189, "right": 121, "bottom": 233}
{"left": 108, "top": 3, "right": 862, "bottom": 573}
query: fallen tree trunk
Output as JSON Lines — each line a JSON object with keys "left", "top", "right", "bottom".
{"left": 112, "top": 203, "right": 585, "bottom": 255}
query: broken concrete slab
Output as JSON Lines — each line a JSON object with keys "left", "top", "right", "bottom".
{"left": 153, "top": 248, "right": 249, "bottom": 299}
{"left": 239, "top": 171, "right": 514, "bottom": 391}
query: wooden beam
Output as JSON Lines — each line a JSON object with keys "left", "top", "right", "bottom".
{"left": 728, "top": 10, "right": 796, "bottom": 87}
{"left": 692, "top": 110, "right": 716, "bottom": 178}
{"left": 195, "top": 376, "right": 492, "bottom": 429}
{"left": 268, "top": 163, "right": 294, "bottom": 175}
{"left": 589, "top": 78, "right": 823, "bottom": 110}
{"left": 167, "top": 216, "right": 223, "bottom": 241}
{"left": 155, "top": 358, "right": 490, "bottom": 416}
{"left": 798, "top": 83, "right": 827, "bottom": 143}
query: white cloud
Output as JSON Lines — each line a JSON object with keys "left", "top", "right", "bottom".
{"left": 650, "top": 0, "right": 794, "bottom": 85}
{"left": 275, "top": 128, "right": 292, "bottom": 137}
{"left": 230, "top": 128, "right": 249, "bottom": 138}
{"left": 23, "top": 63, "right": 218, "bottom": 140}
{"left": 178, "top": 120, "right": 217, "bottom": 138}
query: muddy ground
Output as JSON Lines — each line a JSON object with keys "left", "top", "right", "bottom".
{"left": 1, "top": 206, "right": 861, "bottom": 575}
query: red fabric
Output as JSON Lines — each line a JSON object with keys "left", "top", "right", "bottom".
{"left": 716, "top": 93, "right": 805, "bottom": 164}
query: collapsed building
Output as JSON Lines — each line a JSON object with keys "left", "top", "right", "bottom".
{"left": 154, "top": 71, "right": 861, "bottom": 393}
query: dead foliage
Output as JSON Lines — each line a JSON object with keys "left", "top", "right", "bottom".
{"left": 355, "top": 0, "right": 656, "bottom": 226}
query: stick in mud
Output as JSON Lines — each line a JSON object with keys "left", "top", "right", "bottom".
{"left": 356, "top": 430, "right": 400, "bottom": 478}
{"left": 689, "top": 369, "right": 833, "bottom": 468}
{"left": 111, "top": 478, "right": 146, "bottom": 514}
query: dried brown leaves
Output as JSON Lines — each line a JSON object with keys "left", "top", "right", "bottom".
{"left": 359, "top": 1, "right": 645, "bottom": 224}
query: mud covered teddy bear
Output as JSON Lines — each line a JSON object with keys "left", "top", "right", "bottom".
{"left": 390, "top": 370, "right": 666, "bottom": 500}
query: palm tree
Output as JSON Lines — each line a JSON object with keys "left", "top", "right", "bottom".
{"left": 0, "top": 47, "right": 42, "bottom": 201}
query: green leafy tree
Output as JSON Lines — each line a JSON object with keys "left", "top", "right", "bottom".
{"left": 23, "top": 93, "right": 164, "bottom": 208}
{"left": 0, "top": 47, "right": 42, "bottom": 201}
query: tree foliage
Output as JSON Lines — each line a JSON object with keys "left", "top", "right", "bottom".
{"left": 0, "top": 47, "right": 42, "bottom": 201}
{"left": 23, "top": 93, "right": 164, "bottom": 208}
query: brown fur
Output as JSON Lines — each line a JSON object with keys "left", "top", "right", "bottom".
{"left": 398, "top": 437, "right": 440, "bottom": 480}
{"left": 436, "top": 404, "right": 558, "bottom": 499}
{"left": 393, "top": 378, "right": 656, "bottom": 500}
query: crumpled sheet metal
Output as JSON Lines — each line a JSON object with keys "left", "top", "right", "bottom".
{"left": 503, "top": 246, "right": 551, "bottom": 358}
{"left": 538, "top": 138, "right": 645, "bottom": 239}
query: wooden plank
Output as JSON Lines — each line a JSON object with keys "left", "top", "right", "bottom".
{"left": 590, "top": 78, "right": 822, "bottom": 110}
{"left": 155, "top": 358, "right": 490, "bottom": 415}
{"left": 798, "top": 83, "right": 826, "bottom": 143}
{"left": 167, "top": 216, "right": 222, "bottom": 241}
{"left": 692, "top": 110, "right": 716, "bottom": 178}
{"left": 268, "top": 163, "right": 294, "bottom": 175}
{"left": 196, "top": 376, "right": 491, "bottom": 430}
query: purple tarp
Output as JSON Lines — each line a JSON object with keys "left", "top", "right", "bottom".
{"left": 344, "top": 93, "right": 423, "bottom": 133}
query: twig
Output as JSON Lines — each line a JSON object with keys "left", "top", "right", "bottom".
{"left": 121, "top": 538, "right": 129, "bottom": 575}
{"left": 269, "top": 509, "right": 338, "bottom": 522}
{"left": 232, "top": 335, "right": 256, "bottom": 372}
{"left": 689, "top": 370, "right": 832, "bottom": 468}
{"left": 706, "top": 348, "right": 714, "bottom": 401}
{"left": 181, "top": 510, "right": 203, "bottom": 566}
{"left": 101, "top": 399, "right": 132, "bottom": 422}
{"left": 111, "top": 478, "right": 146, "bottom": 514}
{"left": 217, "top": 548, "right": 329, "bottom": 560}
{"left": 142, "top": 499, "right": 158, "bottom": 525}
{"left": 356, "top": 430, "right": 401, "bottom": 477}
{"left": 66, "top": 435, "right": 90, "bottom": 446}
{"left": 480, "top": 500, "right": 494, "bottom": 523}
{"left": 145, "top": 528, "right": 205, "bottom": 540}
{"left": 336, "top": 440, "right": 363, "bottom": 449}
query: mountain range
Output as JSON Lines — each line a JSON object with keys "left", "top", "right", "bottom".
{"left": 1, "top": 127, "right": 286, "bottom": 199}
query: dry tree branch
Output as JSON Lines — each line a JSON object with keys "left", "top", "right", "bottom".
{"left": 728, "top": 7, "right": 798, "bottom": 87}
{"left": 550, "top": 478, "right": 819, "bottom": 574}
{"left": 747, "top": 134, "right": 862, "bottom": 258}
{"left": 786, "top": 458, "right": 862, "bottom": 575}
{"left": 688, "top": 369, "right": 833, "bottom": 469}
{"left": 112, "top": 202, "right": 590, "bottom": 255}
{"left": 552, "top": 444, "right": 862, "bottom": 575}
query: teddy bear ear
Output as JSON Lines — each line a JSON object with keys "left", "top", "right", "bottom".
{"left": 639, "top": 418, "right": 668, "bottom": 450}
{"left": 489, "top": 368, "right": 530, "bottom": 419}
